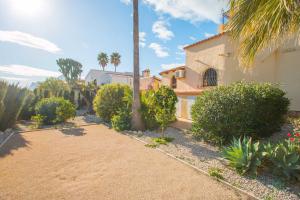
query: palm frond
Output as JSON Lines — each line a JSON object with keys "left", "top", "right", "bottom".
{"left": 227, "top": 0, "right": 300, "bottom": 67}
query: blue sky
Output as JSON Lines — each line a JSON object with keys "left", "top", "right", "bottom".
{"left": 0, "top": 0, "right": 227, "bottom": 87}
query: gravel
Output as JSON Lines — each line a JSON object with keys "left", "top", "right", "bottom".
{"left": 127, "top": 126, "right": 300, "bottom": 200}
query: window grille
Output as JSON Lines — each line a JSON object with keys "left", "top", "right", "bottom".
{"left": 203, "top": 68, "right": 217, "bottom": 87}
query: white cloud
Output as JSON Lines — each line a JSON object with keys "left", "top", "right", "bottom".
{"left": 176, "top": 44, "right": 188, "bottom": 55}
{"left": 152, "top": 20, "right": 174, "bottom": 41}
{"left": 144, "top": 0, "right": 227, "bottom": 24}
{"left": 120, "top": 0, "right": 131, "bottom": 5}
{"left": 0, "top": 31, "right": 61, "bottom": 53}
{"left": 0, "top": 76, "right": 29, "bottom": 81}
{"left": 204, "top": 32, "right": 214, "bottom": 38}
{"left": 149, "top": 43, "right": 169, "bottom": 58}
{"left": 189, "top": 36, "right": 196, "bottom": 41}
{"left": 0, "top": 65, "right": 61, "bottom": 77}
{"left": 139, "top": 32, "right": 146, "bottom": 48}
{"left": 161, "top": 63, "right": 184, "bottom": 70}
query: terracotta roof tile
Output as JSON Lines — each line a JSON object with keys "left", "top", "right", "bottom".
{"left": 159, "top": 66, "right": 185, "bottom": 75}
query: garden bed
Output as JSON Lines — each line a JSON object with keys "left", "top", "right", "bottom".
{"left": 126, "top": 126, "right": 300, "bottom": 200}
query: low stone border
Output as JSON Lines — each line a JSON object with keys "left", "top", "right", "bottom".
{"left": 0, "top": 130, "right": 15, "bottom": 149}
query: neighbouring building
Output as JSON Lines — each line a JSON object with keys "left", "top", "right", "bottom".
{"left": 85, "top": 69, "right": 133, "bottom": 87}
{"left": 140, "top": 69, "right": 161, "bottom": 91}
{"left": 160, "top": 31, "right": 300, "bottom": 121}
{"left": 85, "top": 69, "right": 161, "bottom": 91}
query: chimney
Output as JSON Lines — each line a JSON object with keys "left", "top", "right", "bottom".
{"left": 218, "top": 9, "right": 229, "bottom": 33}
{"left": 142, "top": 69, "right": 150, "bottom": 77}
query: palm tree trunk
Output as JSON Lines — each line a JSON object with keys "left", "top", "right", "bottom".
{"left": 115, "top": 66, "right": 116, "bottom": 72}
{"left": 131, "top": 0, "right": 144, "bottom": 130}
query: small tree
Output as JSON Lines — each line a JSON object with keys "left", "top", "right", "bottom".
{"left": 153, "top": 86, "right": 178, "bottom": 137}
{"left": 36, "top": 78, "right": 70, "bottom": 98}
{"left": 110, "top": 52, "right": 121, "bottom": 72}
{"left": 57, "top": 58, "right": 83, "bottom": 85}
{"left": 97, "top": 52, "right": 109, "bottom": 71}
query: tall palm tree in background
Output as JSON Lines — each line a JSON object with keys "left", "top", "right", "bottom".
{"left": 131, "top": 0, "right": 144, "bottom": 130}
{"left": 97, "top": 52, "right": 109, "bottom": 71}
{"left": 110, "top": 52, "right": 121, "bottom": 72}
{"left": 227, "top": 0, "right": 300, "bottom": 67}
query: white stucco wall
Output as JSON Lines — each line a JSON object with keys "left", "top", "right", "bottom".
{"left": 85, "top": 70, "right": 133, "bottom": 87}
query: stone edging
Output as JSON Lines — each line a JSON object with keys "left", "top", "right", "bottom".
{"left": 125, "top": 133, "right": 261, "bottom": 200}
{"left": 0, "top": 132, "right": 15, "bottom": 149}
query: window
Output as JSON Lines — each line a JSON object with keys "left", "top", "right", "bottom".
{"left": 203, "top": 68, "right": 217, "bottom": 87}
{"left": 171, "top": 75, "right": 177, "bottom": 89}
{"left": 93, "top": 79, "right": 97, "bottom": 85}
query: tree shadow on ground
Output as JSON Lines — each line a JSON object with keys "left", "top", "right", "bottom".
{"left": 59, "top": 127, "right": 86, "bottom": 136}
{"left": 82, "top": 115, "right": 102, "bottom": 124}
{"left": 0, "top": 133, "right": 30, "bottom": 157}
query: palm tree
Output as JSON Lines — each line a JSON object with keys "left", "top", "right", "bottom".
{"left": 97, "top": 52, "right": 109, "bottom": 71}
{"left": 110, "top": 52, "right": 121, "bottom": 72}
{"left": 131, "top": 0, "right": 144, "bottom": 130}
{"left": 227, "top": 0, "right": 300, "bottom": 67}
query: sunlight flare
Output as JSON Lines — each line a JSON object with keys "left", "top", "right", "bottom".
{"left": 10, "top": 0, "right": 46, "bottom": 17}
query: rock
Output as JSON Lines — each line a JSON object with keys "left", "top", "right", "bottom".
{"left": 4, "top": 128, "right": 13, "bottom": 134}
{"left": 138, "top": 131, "right": 143, "bottom": 135}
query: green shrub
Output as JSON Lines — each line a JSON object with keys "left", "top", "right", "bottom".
{"left": 263, "top": 140, "right": 300, "bottom": 180}
{"left": 35, "top": 78, "right": 71, "bottom": 99}
{"left": 192, "top": 82, "right": 289, "bottom": 143}
{"left": 153, "top": 86, "right": 178, "bottom": 137}
{"left": 223, "top": 137, "right": 262, "bottom": 175}
{"left": 141, "top": 90, "right": 159, "bottom": 130}
{"left": 0, "top": 82, "right": 28, "bottom": 131}
{"left": 19, "top": 90, "right": 38, "bottom": 120}
{"left": 111, "top": 109, "right": 132, "bottom": 131}
{"left": 35, "top": 97, "right": 76, "bottom": 125}
{"left": 31, "top": 114, "right": 45, "bottom": 129}
{"left": 208, "top": 167, "right": 224, "bottom": 180}
{"left": 152, "top": 137, "right": 174, "bottom": 145}
{"left": 93, "top": 84, "right": 132, "bottom": 123}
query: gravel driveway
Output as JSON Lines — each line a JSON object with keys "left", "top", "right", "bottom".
{"left": 0, "top": 125, "right": 250, "bottom": 200}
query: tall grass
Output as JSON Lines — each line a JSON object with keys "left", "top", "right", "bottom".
{"left": 0, "top": 81, "right": 8, "bottom": 121}
{"left": 0, "top": 81, "right": 28, "bottom": 131}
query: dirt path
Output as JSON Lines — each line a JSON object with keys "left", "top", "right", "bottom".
{"left": 0, "top": 125, "right": 250, "bottom": 200}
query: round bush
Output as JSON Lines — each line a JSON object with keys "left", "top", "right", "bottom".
{"left": 191, "top": 82, "right": 290, "bottom": 143}
{"left": 35, "top": 97, "right": 76, "bottom": 125}
{"left": 93, "top": 84, "right": 132, "bottom": 122}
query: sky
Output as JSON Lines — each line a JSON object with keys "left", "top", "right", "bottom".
{"left": 0, "top": 0, "right": 228, "bottom": 87}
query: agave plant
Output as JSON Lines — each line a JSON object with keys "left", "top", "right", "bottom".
{"left": 263, "top": 140, "right": 300, "bottom": 180}
{"left": 223, "top": 136, "right": 262, "bottom": 175}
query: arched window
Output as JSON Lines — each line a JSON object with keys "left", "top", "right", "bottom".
{"left": 171, "top": 75, "right": 177, "bottom": 89}
{"left": 203, "top": 68, "right": 217, "bottom": 87}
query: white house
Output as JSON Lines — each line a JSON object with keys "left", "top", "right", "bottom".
{"left": 85, "top": 69, "right": 133, "bottom": 87}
